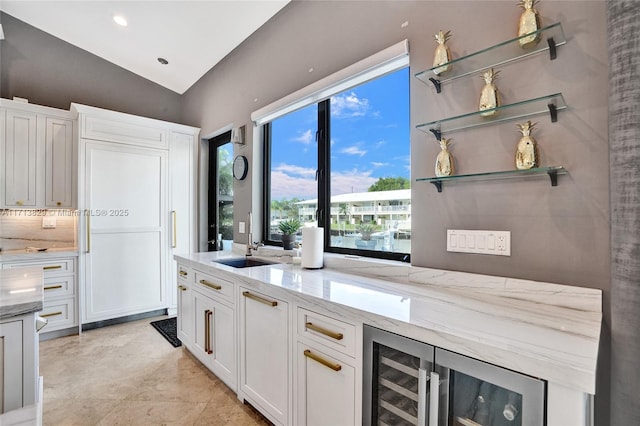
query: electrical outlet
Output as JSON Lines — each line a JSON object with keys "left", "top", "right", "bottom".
{"left": 447, "top": 230, "right": 510, "bottom": 256}
{"left": 42, "top": 216, "right": 56, "bottom": 229}
{"left": 238, "top": 222, "right": 246, "bottom": 234}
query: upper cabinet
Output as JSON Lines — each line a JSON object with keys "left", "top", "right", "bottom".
{"left": 0, "top": 99, "right": 76, "bottom": 209}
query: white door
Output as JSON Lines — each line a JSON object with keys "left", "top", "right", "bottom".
{"left": 45, "top": 117, "right": 74, "bottom": 208}
{"left": 2, "top": 110, "right": 38, "bottom": 207}
{"left": 0, "top": 320, "right": 23, "bottom": 414}
{"left": 192, "top": 289, "right": 214, "bottom": 366}
{"left": 240, "top": 288, "right": 288, "bottom": 425}
{"left": 176, "top": 277, "right": 193, "bottom": 346}
{"left": 83, "top": 142, "right": 167, "bottom": 322}
{"left": 209, "top": 297, "right": 236, "bottom": 391}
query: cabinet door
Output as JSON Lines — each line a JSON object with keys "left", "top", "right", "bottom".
{"left": 0, "top": 320, "right": 23, "bottom": 414}
{"left": 168, "top": 132, "right": 195, "bottom": 312}
{"left": 192, "top": 289, "right": 236, "bottom": 390}
{"left": 83, "top": 142, "right": 167, "bottom": 322}
{"left": 2, "top": 109, "right": 38, "bottom": 207}
{"left": 45, "top": 117, "right": 74, "bottom": 208}
{"left": 240, "top": 288, "right": 288, "bottom": 425}
{"left": 297, "top": 342, "right": 356, "bottom": 426}
{"left": 176, "top": 270, "right": 193, "bottom": 347}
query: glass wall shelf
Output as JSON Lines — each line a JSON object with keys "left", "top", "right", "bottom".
{"left": 416, "top": 166, "right": 567, "bottom": 192}
{"left": 415, "top": 22, "right": 566, "bottom": 93}
{"left": 416, "top": 93, "right": 566, "bottom": 140}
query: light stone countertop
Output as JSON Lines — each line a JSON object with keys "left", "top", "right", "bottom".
{"left": 0, "top": 248, "right": 79, "bottom": 262}
{"left": 0, "top": 267, "right": 44, "bottom": 320}
{"left": 176, "top": 248, "right": 602, "bottom": 395}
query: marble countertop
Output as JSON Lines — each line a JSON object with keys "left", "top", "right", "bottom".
{"left": 176, "top": 249, "right": 602, "bottom": 394}
{"left": 0, "top": 267, "right": 44, "bottom": 320}
{"left": 0, "top": 248, "right": 78, "bottom": 262}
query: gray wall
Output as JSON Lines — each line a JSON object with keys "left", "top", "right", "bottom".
{"left": 608, "top": 1, "right": 640, "bottom": 425}
{"left": 0, "top": 12, "right": 181, "bottom": 122}
{"left": 181, "top": 0, "right": 611, "bottom": 422}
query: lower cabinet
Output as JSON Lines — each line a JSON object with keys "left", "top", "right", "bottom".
{"left": 176, "top": 264, "right": 193, "bottom": 347}
{"left": 296, "top": 342, "right": 357, "bottom": 426}
{"left": 239, "top": 287, "right": 289, "bottom": 426}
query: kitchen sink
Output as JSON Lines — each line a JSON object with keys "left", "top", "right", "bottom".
{"left": 213, "top": 257, "right": 276, "bottom": 268}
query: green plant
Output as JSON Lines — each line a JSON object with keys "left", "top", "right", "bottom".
{"left": 356, "top": 222, "right": 378, "bottom": 241}
{"left": 278, "top": 218, "right": 301, "bottom": 235}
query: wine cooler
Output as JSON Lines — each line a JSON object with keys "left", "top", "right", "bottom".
{"left": 363, "top": 325, "right": 545, "bottom": 426}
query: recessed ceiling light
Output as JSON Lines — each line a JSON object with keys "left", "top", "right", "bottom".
{"left": 157, "top": 57, "right": 169, "bottom": 65}
{"left": 113, "top": 15, "right": 128, "bottom": 27}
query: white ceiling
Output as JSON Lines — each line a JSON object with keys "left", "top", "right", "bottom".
{"left": 1, "top": 1, "right": 290, "bottom": 94}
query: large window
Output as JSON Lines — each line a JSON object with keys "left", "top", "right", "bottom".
{"left": 263, "top": 67, "right": 410, "bottom": 261}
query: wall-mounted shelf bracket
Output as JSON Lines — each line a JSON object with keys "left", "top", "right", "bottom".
{"left": 429, "top": 129, "right": 442, "bottom": 141}
{"left": 548, "top": 103, "right": 558, "bottom": 122}
{"left": 431, "top": 181, "right": 443, "bottom": 192}
{"left": 547, "top": 36, "right": 557, "bottom": 60}
{"left": 428, "top": 78, "right": 442, "bottom": 94}
{"left": 547, "top": 169, "right": 559, "bottom": 186}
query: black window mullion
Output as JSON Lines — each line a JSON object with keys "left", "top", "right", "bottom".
{"left": 262, "top": 122, "right": 273, "bottom": 245}
{"left": 318, "top": 100, "right": 331, "bottom": 248}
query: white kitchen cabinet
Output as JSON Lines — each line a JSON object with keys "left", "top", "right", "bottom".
{"left": 295, "top": 307, "right": 360, "bottom": 426}
{"left": 0, "top": 99, "right": 75, "bottom": 209}
{"left": 192, "top": 285, "right": 236, "bottom": 390}
{"left": 239, "top": 287, "right": 289, "bottom": 426}
{"left": 2, "top": 257, "right": 78, "bottom": 335}
{"left": 0, "top": 314, "right": 38, "bottom": 414}
{"left": 176, "top": 264, "right": 193, "bottom": 347}
{"left": 73, "top": 103, "right": 199, "bottom": 324}
{"left": 167, "top": 131, "right": 197, "bottom": 315}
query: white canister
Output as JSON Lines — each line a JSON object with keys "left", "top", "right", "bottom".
{"left": 301, "top": 227, "right": 324, "bottom": 269}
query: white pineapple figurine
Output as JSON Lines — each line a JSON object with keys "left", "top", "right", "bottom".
{"left": 479, "top": 68, "right": 501, "bottom": 117}
{"left": 435, "top": 138, "right": 455, "bottom": 177}
{"left": 432, "top": 30, "right": 452, "bottom": 75}
{"left": 518, "top": 0, "right": 542, "bottom": 48}
{"left": 515, "top": 121, "right": 539, "bottom": 170}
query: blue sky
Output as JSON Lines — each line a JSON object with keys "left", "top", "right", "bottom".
{"left": 270, "top": 68, "right": 410, "bottom": 200}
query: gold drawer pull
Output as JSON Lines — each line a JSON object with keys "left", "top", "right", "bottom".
{"left": 41, "top": 311, "right": 63, "bottom": 318}
{"left": 242, "top": 291, "right": 277, "bottom": 307}
{"left": 16, "top": 200, "right": 24, "bottom": 206}
{"left": 179, "top": 271, "right": 188, "bottom": 277}
{"left": 44, "top": 285, "right": 63, "bottom": 291}
{"left": 199, "top": 279, "right": 222, "bottom": 290}
{"left": 178, "top": 285, "right": 188, "bottom": 291}
{"left": 304, "top": 349, "right": 342, "bottom": 372}
{"left": 205, "top": 309, "right": 213, "bottom": 354}
{"left": 305, "top": 322, "right": 344, "bottom": 341}
{"left": 43, "top": 265, "right": 62, "bottom": 270}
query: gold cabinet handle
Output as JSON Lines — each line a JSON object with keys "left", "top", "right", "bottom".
{"left": 304, "top": 349, "right": 342, "bottom": 372}
{"left": 41, "top": 311, "right": 63, "bottom": 318}
{"left": 171, "top": 210, "right": 177, "bottom": 248}
{"left": 56, "top": 201, "right": 62, "bottom": 206}
{"left": 44, "top": 285, "right": 63, "bottom": 291}
{"left": 86, "top": 212, "right": 91, "bottom": 253}
{"left": 177, "top": 285, "right": 188, "bottom": 291}
{"left": 242, "top": 291, "right": 277, "bottom": 307}
{"left": 179, "top": 270, "right": 188, "bottom": 277}
{"left": 199, "top": 279, "right": 222, "bottom": 291}
{"left": 305, "top": 322, "right": 344, "bottom": 341}
{"left": 16, "top": 200, "right": 23, "bottom": 206}
{"left": 43, "top": 265, "right": 62, "bottom": 270}
{"left": 204, "top": 309, "right": 213, "bottom": 354}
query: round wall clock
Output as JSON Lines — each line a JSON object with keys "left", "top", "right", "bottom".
{"left": 233, "top": 155, "right": 248, "bottom": 180}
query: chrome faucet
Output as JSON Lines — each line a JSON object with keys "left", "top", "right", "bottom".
{"left": 246, "top": 212, "right": 260, "bottom": 256}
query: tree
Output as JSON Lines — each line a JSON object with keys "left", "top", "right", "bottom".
{"left": 368, "top": 177, "right": 410, "bottom": 192}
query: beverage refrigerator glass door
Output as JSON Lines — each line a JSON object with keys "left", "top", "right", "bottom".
{"left": 363, "top": 325, "right": 545, "bottom": 426}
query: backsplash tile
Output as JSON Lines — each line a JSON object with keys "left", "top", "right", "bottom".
{"left": 0, "top": 210, "right": 76, "bottom": 251}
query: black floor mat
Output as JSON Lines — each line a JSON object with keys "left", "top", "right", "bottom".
{"left": 150, "top": 317, "right": 182, "bottom": 347}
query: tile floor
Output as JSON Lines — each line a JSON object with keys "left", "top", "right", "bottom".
{"left": 40, "top": 316, "right": 270, "bottom": 425}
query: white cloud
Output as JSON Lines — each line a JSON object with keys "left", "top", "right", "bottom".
{"left": 371, "top": 162, "right": 389, "bottom": 168}
{"left": 331, "top": 169, "right": 377, "bottom": 195}
{"left": 292, "top": 129, "right": 314, "bottom": 145}
{"left": 274, "top": 163, "right": 316, "bottom": 178}
{"left": 340, "top": 145, "right": 367, "bottom": 157}
{"left": 331, "top": 92, "right": 370, "bottom": 118}
{"left": 270, "top": 170, "right": 317, "bottom": 200}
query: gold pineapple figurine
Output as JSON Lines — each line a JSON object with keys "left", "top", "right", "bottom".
{"left": 479, "top": 68, "right": 501, "bottom": 117}
{"left": 435, "top": 138, "right": 455, "bottom": 177}
{"left": 515, "top": 121, "right": 539, "bottom": 170}
{"left": 518, "top": 0, "right": 542, "bottom": 48}
{"left": 433, "top": 30, "right": 452, "bottom": 75}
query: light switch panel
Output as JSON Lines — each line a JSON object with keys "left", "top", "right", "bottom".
{"left": 239, "top": 221, "right": 246, "bottom": 234}
{"left": 447, "top": 230, "right": 510, "bottom": 256}
{"left": 42, "top": 216, "right": 57, "bottom": 229}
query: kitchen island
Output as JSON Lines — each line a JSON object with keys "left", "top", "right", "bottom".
{"left": 0, "top": 267, "right": 44, "bottom": 419}
{"left": 176, "top": 248, "right": 602, "bottom": 426}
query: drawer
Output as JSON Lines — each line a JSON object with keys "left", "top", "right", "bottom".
{"left": 3, "top": 258, "right": 75, "bottom": 276}
{"left": 194, "top": 271, "right": 234, "bottom": 304}
{"left": 43, "top": 275, "right": 75, "bottom": 299}
{"left": 39, "top": 298, "right": 77, "bottom": 332}
{"left": 177, "top": 264, "right": 192, "bottom": 283}
{"left": 297, "top": 308, "right": 356, "bottom": 357}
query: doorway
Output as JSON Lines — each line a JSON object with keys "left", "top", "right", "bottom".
{"left": 208, "top": 132, "right": 234, "bottom": 251}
